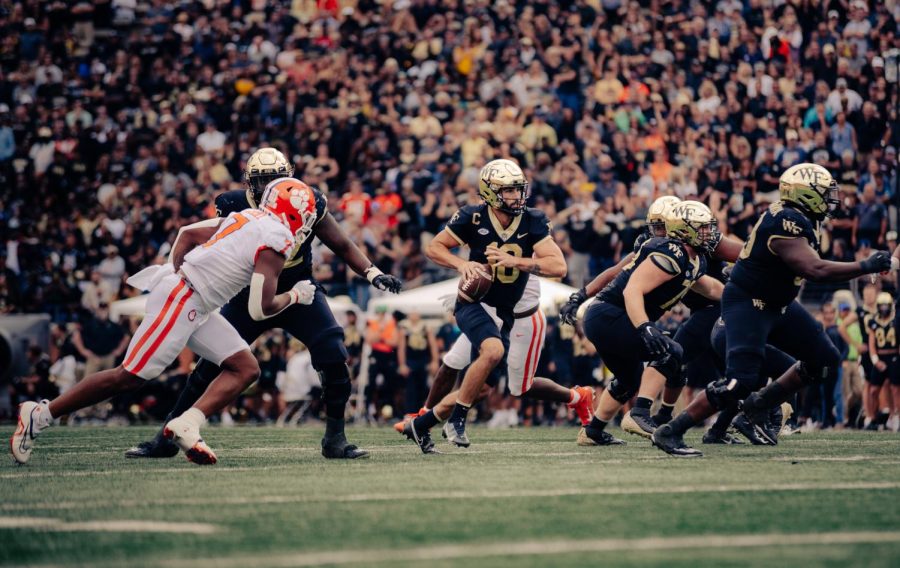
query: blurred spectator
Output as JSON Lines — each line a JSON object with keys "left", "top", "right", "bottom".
{"left": 365, "top": 305, "right": 398, "bottom": 421}
{"left": 70, "top": 301, "right": 129, "bottom": 377}
{"left": 397, "top": 310, "right": 437, "bottom": 414}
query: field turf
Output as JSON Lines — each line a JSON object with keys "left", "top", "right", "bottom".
{"left": 1, "top": 426, "right": 900, "bottom": 567}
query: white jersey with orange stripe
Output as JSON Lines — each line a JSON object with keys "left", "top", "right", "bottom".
{"left": 181, "top": 209, "right": 294, "bottom": 311}
{"left": 515, "top": 275, "right": 540, "bottom": 313}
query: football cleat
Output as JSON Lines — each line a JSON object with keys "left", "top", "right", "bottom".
{"left": 393, "top": 408, "right": 427, "bottom": 434}
{"left": 738, "top": 395, "right": 778, "bottom": 445}
{"left": 442, "top": 420, "right": 471, "bottom": 448}
{"left": 577, "top": 426, "right": 626, "bottom": 446}
{"left": 651, "top": 410, "right": 673, "bottom": 426}
{"left": 621, "top": 411, "right": 656, "bottom": 439}
{"left": 732, "top": 414, "right": 773, "bottom": 445}
{"left": 702, "top": 430, "right": 745, "bottom": 445}
{"left": 10, "top": 401, "right": 48, "bottom": 465}
{"left": 651, "top": 424, "right": 703, "bottom": 457}
{"left": 124, "top": 439, "right": 179, "bottom": 459}
{"left": 162, "top": 417, "right": 217, "bottom": 466}
{"left": 402, "top": 419, "right": 438, "bottom": 454}
{"left": 321, "top": 433, "right": 369, "bottom": 459}
{"left": 567, "top": 386, "right": 596, "bottom": 426}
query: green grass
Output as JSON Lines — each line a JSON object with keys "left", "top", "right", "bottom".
{"left": 2, "top": 426, "right": 900, "bottom": 567}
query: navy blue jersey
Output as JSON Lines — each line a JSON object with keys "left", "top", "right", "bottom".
{"left": 729, "top": 202, "right": 819, "bottom": 309}
{"left": 598, "top": 237, "right": 707, "bottom": 321}
{"left": 446, "top": 204, "right": 552, "bottom": 311}
{"left": 632, "top": 230, "right": 651, "bottom": 254}
{"left": 864, "top": 312, "right": 899, "bottom": 353}
{"left": 215, "top": 188, "right": 328, "bottom": 291}
{"left": 682, "top": 257, "right": 726, "bottom": 311}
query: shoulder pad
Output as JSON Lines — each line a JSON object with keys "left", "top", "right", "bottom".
{"left": 633, "top": 231, "right": 651, "bottom": 253}
{"left": 646, "top": 238, "right": 686, "bottom": 275}
{"left": 312, "top": 186, "right": 328, "bottom": 224}
{"left": 214, "top": 190, "right": 251, "bottom": 218}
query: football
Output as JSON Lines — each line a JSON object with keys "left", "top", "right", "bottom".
{"left": 458, "top": 263, "right": 494, "bottom": 303}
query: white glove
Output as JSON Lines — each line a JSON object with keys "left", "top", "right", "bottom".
{"left": 288, "top": 280, "right": 316, "bottom": 306}
{"left": 438, "top": 293, "right": 456, "bottom": 313}
{"left": 892, "top": 257, "right": 900, "bottom": 271}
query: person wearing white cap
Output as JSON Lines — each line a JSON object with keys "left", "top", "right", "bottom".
{"left": 826, "top": 77, "right": 863, "bottom": 115}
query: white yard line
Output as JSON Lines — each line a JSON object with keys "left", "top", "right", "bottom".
{"left": 154, "top": 531, "right": 900, "bottom": 568}
{"left": 0, "top": 516, "right": 218, "bottom": 534}
{"left": 4, "top": 481, "right": 899, "bottom": 512}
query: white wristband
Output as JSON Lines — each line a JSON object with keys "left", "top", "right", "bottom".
{"left": 871, "top": 354, "right": 880, "bottom": 365}
{"left": 288, "top": 289, "right": 300, "bottom": 305}
{"left": 365, "top": 265, "right": 384, "bottom": 284}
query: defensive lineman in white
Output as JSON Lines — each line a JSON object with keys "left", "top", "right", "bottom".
{"left": 11, "top": 178, "right": 320, "bottom": 465}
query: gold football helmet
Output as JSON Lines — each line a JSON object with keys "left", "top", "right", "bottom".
{"left": 778, "top": 163, "right": 838, "bottom": 220}
{"left": 665, "top": 200, "right": 719, "bottom": 252}
{"left": 245, "top": 147, "right": 294, "bottom": 205}
{"left": 646, "top": 195, "right": 682, "bottom": 236}
{"left": 478, "top": 159, "right": 529, "bottom": 215}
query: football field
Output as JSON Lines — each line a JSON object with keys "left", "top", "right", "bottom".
{"left": 2, "top": 426, "right": 900, "bottom": 567}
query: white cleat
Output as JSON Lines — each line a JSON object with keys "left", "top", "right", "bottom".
{"left": 10, "top": 401, "right": 47, "bottom": 465}
{"left": 163, "top": 417, "right": 217, "bottom": 466}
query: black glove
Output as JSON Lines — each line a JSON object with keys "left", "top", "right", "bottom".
{"left": 860, "top": 251, "right": 893, "bottom": 274}
{"left": 372, "top": 274, "right": 403, "bottom": 294}
{"left": 559, "top": 288, "right": 588, "bottom": 326}
{"left": 637, "top": 321, "right": 668, "bottom": 359}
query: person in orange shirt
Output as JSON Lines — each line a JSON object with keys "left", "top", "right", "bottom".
{"left": 373, "top": 184, "right": 403, "bottom": 229}
{"left": 649, "top": 148, "right": 674, "bottom": 187}
{"left": 339, "top": 178, "right": 372, "bottom": 224}
{"left": 365, "top": 305, "right": 400, "bottom": 421}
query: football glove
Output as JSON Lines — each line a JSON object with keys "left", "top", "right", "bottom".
{"left": 560, "top": 288, "right": 588, "bottom": 326}
{"left": 860, "top": 251, "right": 893, "bottom": 274}
{"left": 637, "top": 321, "right": 668, "bottom": 359}
{"left": 365, "top": 265, "right": 403, "bottom": 294}
{"left": 289, "top": 280, "right": 317, "bottom": 306}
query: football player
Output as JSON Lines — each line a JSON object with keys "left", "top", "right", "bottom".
{"left": 577, "top": 201, "right": 724, "bottom": 446}
{"left": 12, "top": 179, "right": 321, "bottom": 465}
{"left": 396, "top": 273, "right": 595, "bottom": 453}
{"left": 125, "top": 148, "right": 401, "bottom": 461}
{"left": 403, "top": 159, "right": 567, "bottom": 450}
{"left": 653, "top": 163, "right": 894, "bottom": 457}
{"left": 862, "top": 292, "right": 900, "bottom": 430}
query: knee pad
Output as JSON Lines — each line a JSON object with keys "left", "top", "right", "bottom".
{"left": 705, "top": 377, "right": 753, "bottom": 411}
{"left": 307, "top": 330, "right": 349, "bottom": 368}
{"left": 318, "top": 363, "right": 352, "bottom": 406}
{"left": 649, "top": 351, "right": 685, "bottom": 389}
{"left": 607, "top": 376, "right": 638, "bottom": 404}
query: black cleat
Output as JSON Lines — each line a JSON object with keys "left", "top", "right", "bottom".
{"left": 732, "top": 414, "right": 773, "bottom": 445}
{"left": 621, "top": 411, "right": 656, "bottom": 439}
{"left": 738, "top": 395, "right": 778, "bottom": 445}
{"left": 864, "top": 421, "right": 880, "bottom": 431}
{"left": 651, "top": 425, "right": 703, "bottom": 457}
{"left": 577, "top": 426, "right": 626, "bottom": 446}
{"left": 702, "top": 430, "right": 745, "bottom": 445}
{"left": 124, "top": 439, "right": 179, "bottom": 459}
{"left": 402, "top": 420, "right": 439, "bottom": 454}
{"left": 321, "top": 432, "right": 369, "bottom": 459}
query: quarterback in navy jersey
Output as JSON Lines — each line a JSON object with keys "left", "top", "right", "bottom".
{"left": 577, "top": 201, "right": 724, "bottom": 447}
{"left": 403, "top": 159, "right": 566, "bottom": 449}
{"left": 654, "top": 163, "right": 895, "bottom": 457}
{"left": 126, "top": 148, "right": 401, "bottom": 461}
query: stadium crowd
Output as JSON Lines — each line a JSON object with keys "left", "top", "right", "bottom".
{"left": 1, "top": 0, "right": 900, "bottom": 430}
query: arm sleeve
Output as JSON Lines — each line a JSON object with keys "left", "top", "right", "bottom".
{"left": 529, "top": 210, "right": 553, "bottom": 244}
{"left": 646, "top": 240, "right": 685, "bottom": 276}
{"left": 445, "top": 207, "right": 475, "bottom": 246}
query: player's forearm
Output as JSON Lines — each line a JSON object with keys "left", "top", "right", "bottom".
{"left": 585, "top": 253, "right": 632, "bottom": 296}
{"left": 801, "top": 259, "right": 870, "bottom": 282}
{"left": 623, "top": 287, "right": 651, "bottom": 328}
{"left": 425, "top": 240, "right": 465, "bottom": 271}
{"left": 315, "top": 214, "right": 373, "bottom": 276}
{"left": 518, "top": 255, "right": 567, "bottom": 278}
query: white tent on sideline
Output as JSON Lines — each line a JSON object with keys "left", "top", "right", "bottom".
{"left": 366, "top": 277, "right": 579, "bottom": 317}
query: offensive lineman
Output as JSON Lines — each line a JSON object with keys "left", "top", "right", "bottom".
{"left": 576, "top": 201, "right": 724, "bottom": 446}
{"left": 404, "top": 159, "right": 567, "bottom": 450}
{"left": 653, "top": 163, "right": 895, "bottom": 457}
{"left": 126, "top": 148, "right": 402, "bottom": 461}
{"left": 12, "top": 179, "right": 321, "bottom": 465}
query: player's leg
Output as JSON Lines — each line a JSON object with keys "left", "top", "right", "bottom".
{"left": 740, "top": 302, "right": 842, "bottom": 439}
{"left": 125, "top": 288, "right": 270, "bottom": 458}
{"left": 394, "top": 335, "right": 468, "bottom": 433}
{"left": 13, "top": 276, "right": 198, "bottom": 464}
{"left": 287, "top": 288, "right": 368, "bottom": 459}
{"left": 163, "top": 313, "right": 256, "bottom": 465}
{"left": 434, "top": 303, "right": 508, "bottom": 447}
{"left": 654, "top": 284, "right": 774, "bottom": 456}
{"left": 509, "top": 310, "right": 595, "bottom": 424}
